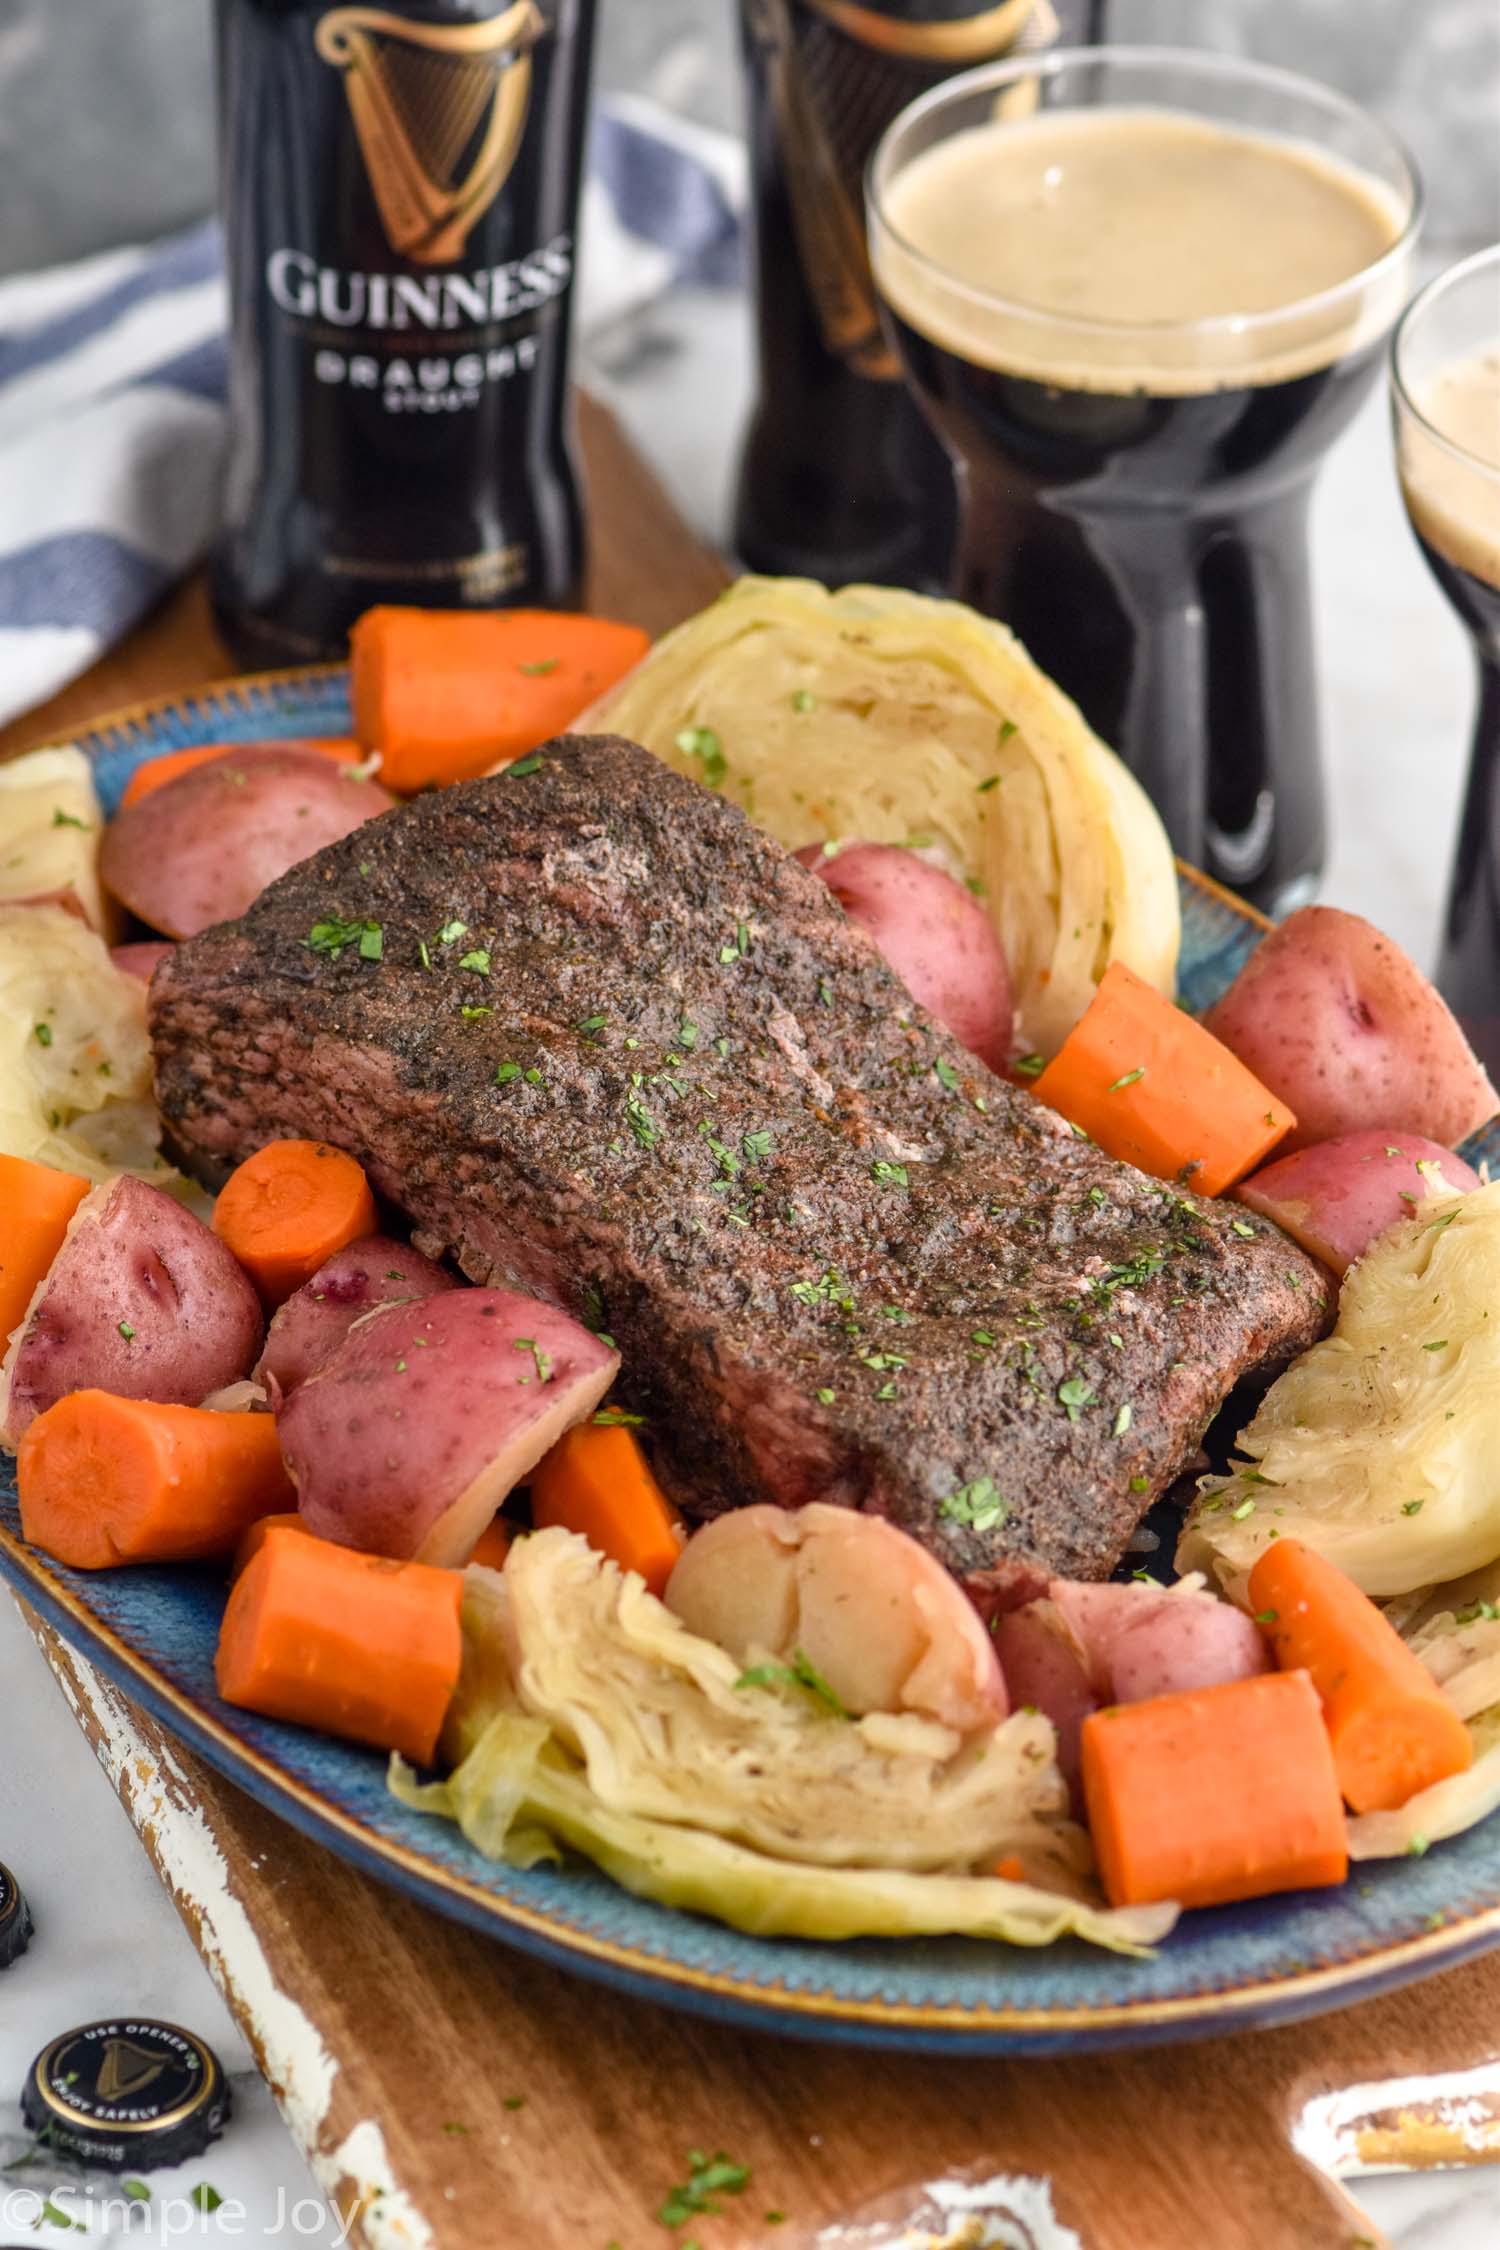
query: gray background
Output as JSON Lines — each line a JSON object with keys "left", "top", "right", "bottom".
{"left": 0, "top": 0, "right": 1495, "bottom": 276}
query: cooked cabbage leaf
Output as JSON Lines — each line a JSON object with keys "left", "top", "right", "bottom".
{"left": 584, "top": 576, "right": 1180, "bottom": 1055}
{"left": 1179, "top": 1184, "right": 1500, "bottom": 1598}
{"left": 397, "top": 1534, "right": 1175, "bottom": 1952}
{"left": 0, "top": 745, "right": 108, "bottom": 930}
{"left": 0, "top": 903, "right": 177, "bottom": 1185}
{"left": 392, "top": 1713, "right": 1173, "bottom": 1954}
{"left": 481, "top": 1527, "right": 1079, "bottom": 1876}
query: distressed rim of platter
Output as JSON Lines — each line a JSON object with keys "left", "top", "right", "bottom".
{"left": 3, "top": 666, "right": 1498, "bottom": 2056}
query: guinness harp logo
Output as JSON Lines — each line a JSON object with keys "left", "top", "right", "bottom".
{"left": 316, "top": 3, "right": 546, "bottom": 265}
{"left": 96, "top": 2038, "right": 169, "bottom": 2103}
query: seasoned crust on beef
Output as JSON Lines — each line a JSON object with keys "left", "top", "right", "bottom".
{"left": 150, "top": 732, "right": 1329, "bottom": 1582}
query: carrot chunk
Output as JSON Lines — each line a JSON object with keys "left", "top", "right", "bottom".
{"left": 1249, "top": 1538, "right": 1474, "bottom": 1814}
{"left": 1081, "top": 1670, "right": 1347, "bottom": 1909}
{"left": 231, "top": 1509, "right": 309, "bottom": 1582}
{"left": 349, "top": 607, "right": 651, "bottom": 792}
{"left": 213, "top": 1139, "right": 377, "bottom": 1307}
{"left": 18, "top": 1392, "right": 294, "bottom": 1570}
{"left": 215, "top": 1525, "right": 463, "bottom": 1764}
{"left": 119, "top": 738, "right": 362, "bottom": 809}
{"left": 468, "top": 1515, "right": 515, "bottom": 1572}
{"left": 529, "top": 1422, "right": 685, "bottom": 1596}
{"left": 0, "top": 1153, "right": 89, "bottom": 1345}
{"left": 1031, "top": 961, "right": 1295, "bottom": 1196}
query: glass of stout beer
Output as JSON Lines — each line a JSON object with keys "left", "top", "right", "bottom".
{"left": 867, "top": 49, "right": 1421, "bottom": 913}
{"left": 1393, "top": 245, "right": 1500, "bottom": 1077}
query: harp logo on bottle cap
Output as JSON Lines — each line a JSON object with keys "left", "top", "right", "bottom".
{"left": 315, "top": 3, "right": 548, "bottom": 265}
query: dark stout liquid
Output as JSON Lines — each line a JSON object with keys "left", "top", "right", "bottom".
{"left": 211, "top": 0, "right": 597, "bottom": 665}
{"left": 885, "top": 308, "right": 1386, "bottom": 906}
{"left": 1424, "top": 540, "right": 1500, "bottom": 1078}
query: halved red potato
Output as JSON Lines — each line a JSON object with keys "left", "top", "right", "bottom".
{"left": 797, "top": 842, "right": 1013, "bottom": 1073}
{"left": 0, "top": 1175, "right": 262, "bottom": 1446}
{"left": 99, "top": 745, "right": 394, "bottom": 938}
{"left": 110, "top": 941, "right": 174, "bottom": 984}
{"left": 1048, "top": 1578, "right": 1268, "bottom": 1704}
{"left": 256, "top": 1235, "right": 457, "bottom": 1401}
{"left": 279, "top": 1288, "right": 618, "bottom": 1565}
{"left": 1237, "top": 1130, "right": 1481, "bottom": 1275}
{"left": 664, "top": 1501, "right": 1007, "bottom": 1735}
{"left": 1203, "top": 906, "right": 1497, "bottom": 1151}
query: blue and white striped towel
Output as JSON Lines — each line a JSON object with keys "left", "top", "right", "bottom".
{"left": 0, "top": 99, "right": 744, "bottom": 729}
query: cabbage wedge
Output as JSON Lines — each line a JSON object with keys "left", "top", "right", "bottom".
{"left": 394, "top": 1532, "right": 1174, "bottom": 1953}
{"left": 0, "top": 904, "right": 177, "bottom": 1185}
{"left": 1179, "top": 1183, "right": 1500, "bottom": 1598}
{"left": 584, "top": 576, "right": 1180, "bottom": 1056}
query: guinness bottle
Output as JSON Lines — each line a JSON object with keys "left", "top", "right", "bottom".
{"left": 733, "top": 0, "right": 1044, "bottom": 589}
{"left": 211, "top": 0, "right": 598, "bottom": 665}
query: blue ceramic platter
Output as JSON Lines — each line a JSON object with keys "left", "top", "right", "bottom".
{"left": 3, "top": 668, "right": 1499, "bottom": 2056}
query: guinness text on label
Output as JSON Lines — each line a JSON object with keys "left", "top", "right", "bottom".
{"left": 265, "top": 235, "right": 573, "bottom": 329}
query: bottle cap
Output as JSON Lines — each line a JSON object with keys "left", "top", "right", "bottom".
{"left": 0, "top": 1863, "right": 31, "bottom": 1970}
{"left": 20, "top": 2021, "right": 230, "bottom": 2171}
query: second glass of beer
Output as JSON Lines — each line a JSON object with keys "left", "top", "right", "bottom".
{"left": 867, "top": 49, "right": 1420, "bottom": 912}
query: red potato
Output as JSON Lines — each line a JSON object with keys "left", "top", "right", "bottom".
{"left": 1238, "top": 1130, "right": 1481, "bottom": 1276}
{"left": 1203, "top": 907, "right": 1498, "bottom": 1152}
{"left": 797, "top": 842, "right": 1013, "bottom": 1073}
{"left": 989, "top": 1601, "right": 1096, "bottom": 1787}
{"left": 110, "top": 941, "right": 174, "bottom": 984}
{"left": 0, "top": 1175, "right": 262, "bottom": 1447}
{"left": 256, "top": 1235, "right": 458, "bottom": 1401}
{"left": 99, "top": 745, "right": 394, "bottom": 939}
{"left": 279, "top": 1288, "right": 618, "bottom": 1565}
{"left": 664, "top": 1501, "right": 1007, "bottom": 1735}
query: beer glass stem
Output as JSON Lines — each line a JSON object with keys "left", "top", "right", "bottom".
{"left": 1438, "top": 645, "right": 1500, "bottom": 1076}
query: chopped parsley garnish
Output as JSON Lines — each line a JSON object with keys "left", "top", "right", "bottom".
{"left": 507, "top": 752, "right": 544, "bottom": 776}
{"left": 524, "top": 1065, "right": 542, "bottom": 1084}
{"left": 791, "top": 690, "right": 816, "bottom": 713}
{"left": 117, "top": 1321, "right": 136, "bottom": 1341}
{"left": 659, "top": 2150, "right": 752, "bottom": 2230}
{"left": 1057, "top": 1375, "right": 1096, "bottom": 1421}
{"left": 938, "top": 1476, "right": 1009, "bottom": 1532}
{"left": 593, "top": 1406, "right": 646, "bottom": 1427}
{"left": 742, "top": 1128, "right": 773, "bottom": 1163}
{"left": 735, "top": 1651, "right": 849, "bottom": 1721}
{"left": 678, "top": 1020, "right": 698, "bottom": 1048}
{"left": 971, "top": 1328, "right": 998, "bottom": 1347}
{"left": 460, "top": 1003, "right": 491, "bottom": 1020}
{"left": 122, "top": 2181, "right": 151, "bottom": 2203}
{"left": 518, "top": 656, "right": 559, "bottom": 675}
{"left": 306, "top": 915, "right": 382, "bottom": 961}
{"left": 1422, "top": 1338, "right": 1449, "bottom": 1351}
{"left": 437, "top": 918, "right": 468, "bottom": 944}
{"left": 1129, "top": 1474, "right": 1149, "bottom": 1492}
{"left": 1230, "top": 1219, "right": 1258, "bottom": 1238}
{"left": 674, "top": 726, "right": 727, "bottom": 787}
{"left": 418, "top": 939, "right": 432, "bottom": 971}
{"left": 1107, "top": 1067, "right": 1145, "bottom": 1092}
{"left": 51, "top": 806, "right": 90, "bottom": 829}
{"left": 1012, "top": 1052, "right": 1044, "bottom": 1079}
{"left": 1230, "top": 1497, "right": 1257, "bottom": 1521}
{"left": 934, "top": 1057, "right": 959, "bottom": 1092}
{"left": 33, "top": 1022, "right": 52, "bottom": 1046}
{"left": 1092, "top": 1249, "right": 1166, "bottom": 1297}
{"left": 997, "top": 719, "right": 1018, "bottom": 745}
{"left": 494, "top": 1061, "right": 522, "bottom": 1085}
{"left": 817, "top": 977, "right": 833, "bottom": 1007}
{"left": 190, "top": 2185, "right": 224, "bottom": 2214}
{"left": 977, "top": 775, "right": 1000, "bottom": 794}
{"left": 1112, "top": 1402, "right": 1132, "bottom": 1436}
{"left": 870, "top": 1159, "right": 908, "bottom": 1189}
{"left": 625, "top": 1089, "right": 659, "bottom": 1149}
{"left": 576, "top": 1012, "right": 607, "bottom": 1035}
{"left": 1402, "top": 1499, "right": 1425, "bottom": 1515}
{"left": 458, "top": 948, "right": 491, "bottom": 975}
{"left": 1457, "top": 1601, "right": 1500, "bottom": 1625}
{"left": 514, "top": 1337, "right": 552, "bottom": 1383}
{"left": 816, "top": 1387, "right": 835, "bottom": 1405}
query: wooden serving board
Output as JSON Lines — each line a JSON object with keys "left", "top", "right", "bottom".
{"left": 8, "top": 396, "right": 1500, "bottom": 2250}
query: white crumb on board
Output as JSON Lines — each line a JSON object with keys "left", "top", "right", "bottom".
{"left": 52, "top": 1647, "right": 437, "bottom": 2250}
{"left": 1295, "top": 2064, "right": 1500, "bottom": 2176}
{"left": 817, "top": 2171, "right": 1084, "bottom": 2247}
